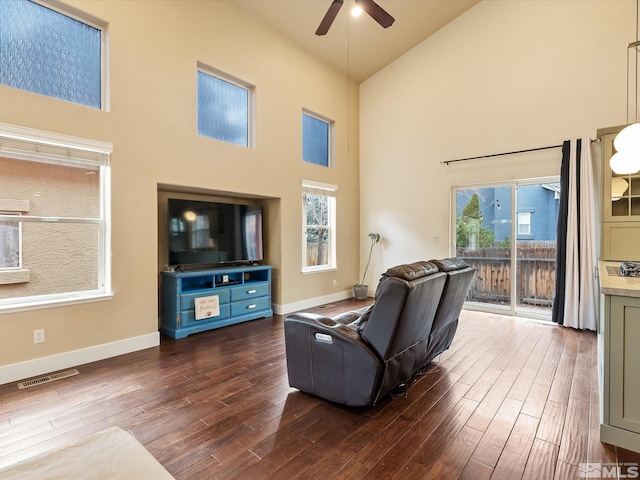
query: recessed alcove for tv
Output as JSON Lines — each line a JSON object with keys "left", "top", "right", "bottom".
{"left": 157, "top": 185, "right": 280, "bottom": 319}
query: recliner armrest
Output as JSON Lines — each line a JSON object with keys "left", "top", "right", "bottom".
{"left": 284, "top": 312, "right": 371, "bottom": 346}
{"left": 284, "top": 313, "right": 383, "bottom": 406}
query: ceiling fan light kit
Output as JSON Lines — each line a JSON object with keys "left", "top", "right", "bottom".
{"left": 315, "top": 0, "right": 395, "bottom": 36}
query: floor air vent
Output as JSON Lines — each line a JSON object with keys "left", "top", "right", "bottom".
{"left": 17, "top": 368, "right": 80, "bottom": 389}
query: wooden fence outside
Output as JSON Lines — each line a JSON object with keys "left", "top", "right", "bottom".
{"left": 307, "top": 240, "right": 556, "bottom": 307}
{"left": 306, "top": 243, "right": 327, "bottom": 267}
{"left": 457, "top": 240, "right": 556, "bottom": 308}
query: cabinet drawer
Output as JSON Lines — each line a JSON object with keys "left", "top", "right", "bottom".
{"left": 231, "top": 296, "right": 271, "bottom": 316}
{"left": 181, "top": 289, "right": 230, "bottom": 310}
{"left": 180, "top": 304, "right": 231, "bottom": 325}
{"left": 230, "top": 283, "right": 269, "bottom": 301}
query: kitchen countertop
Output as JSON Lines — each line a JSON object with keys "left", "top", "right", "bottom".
{"left": 599, "top": 260, "right": 640, "bottom": 298}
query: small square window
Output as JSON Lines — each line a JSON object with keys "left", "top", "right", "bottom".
{"left": 302, "top": 112, "right": 332, "bottom": 167}
{"left": 197, "top": 69, "right": 250, "bottom": 147}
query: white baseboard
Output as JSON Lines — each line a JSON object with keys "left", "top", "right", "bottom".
{"left": 0, "top": 332, "right": 160, "bottom": 386}
{"left": 273, "top": 289, "right": 367, "bottom": 316}
{"left": 0, "top": 288, "right": 373, "bottom": 386}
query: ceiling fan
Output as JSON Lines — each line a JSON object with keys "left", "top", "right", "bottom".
{"left": 315, "top": 0, "right": 395, "bottom": 36}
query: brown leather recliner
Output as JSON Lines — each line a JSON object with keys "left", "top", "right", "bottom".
{"left": 284, "top": 259, "right": 473, "bottom": 407}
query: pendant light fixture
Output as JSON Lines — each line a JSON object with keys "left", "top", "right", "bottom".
{"left": 610, "top": 150, "right": 640, "bottom": 175}
{"left": 612, "top": 0, "right": 640, "bottom": 174}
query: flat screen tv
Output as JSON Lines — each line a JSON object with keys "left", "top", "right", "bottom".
{"left": 167, "top": 198, "right": 264, "bottom": 267}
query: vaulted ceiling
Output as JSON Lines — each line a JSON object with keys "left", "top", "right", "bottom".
{"left": 227, "top": 0, "right": 479, "bottom": 83}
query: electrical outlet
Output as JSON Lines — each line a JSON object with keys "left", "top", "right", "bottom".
{"left": 332, "top": 280, "right": 337, "bottom": 287}
{"left": 33, "top": 329, "right": 45, "bottom": 344}
{"left": 432, "top": 235, "right": 440, "bottom": 243}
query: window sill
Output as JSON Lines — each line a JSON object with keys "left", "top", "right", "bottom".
{"left": 302, "top": 266, "right": 337, "bottom": 275}
{"left": 0, "top": 292, "right": 114, "bottom": 314}
{"left": 0, "top": 269, "right": 30, "bottom": 285}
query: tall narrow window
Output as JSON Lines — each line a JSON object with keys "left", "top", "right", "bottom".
{"left": 302, "top": 180, "right": 337, "bottom": 272}
{"left": 197, "top": 66, "right": 252, "bottom": 147}
{"left": 0, "top": 0, "right": 104, "bottom": 109}
{"left": 0, "top": 123, "right": 112, "bottom": 311}
{"left": 302, "top": 111, "right": 332, "bottom": 167}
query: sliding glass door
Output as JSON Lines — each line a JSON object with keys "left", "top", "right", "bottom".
{"left": 455, "top": 185, "right": 513, "bottom": 311}
{"left": 514, "top": 183, "right": 559, "bottom": 317}
{"left": 453, "top": 178, "right": 559, "bottom": 318}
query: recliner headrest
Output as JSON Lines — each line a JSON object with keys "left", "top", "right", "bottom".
{"left": 429, "top": 257, "right": 470, "bottom": 272}
{"left": 384, "top": 261, "right": 439, "bottom": 281}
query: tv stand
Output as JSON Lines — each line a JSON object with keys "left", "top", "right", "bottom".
{"left": 161, "top": 265, "right": 273, "bottom": 339}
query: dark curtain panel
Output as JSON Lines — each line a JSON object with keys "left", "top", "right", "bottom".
{"left": 551, "top": 138, "right": 596, "bottom": 330}
{"left": 552, "top": 141, "right": 573, "bottom": 325}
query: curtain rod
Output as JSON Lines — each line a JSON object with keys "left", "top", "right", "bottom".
{"left": 442, "top": 138, "right": 600, "bottom": 166}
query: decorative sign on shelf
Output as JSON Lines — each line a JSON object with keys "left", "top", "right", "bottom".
{"left": 194, "top": 295, "right": 220, "bottom": 320}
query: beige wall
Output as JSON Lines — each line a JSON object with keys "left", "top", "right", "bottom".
{"left": 0, "top": 1, "right": 360, "bottom": 371}
{"left": 4, "top": 0, "right": 627, "bottom": 377}
{"left": 360, "top": 0, "right": 633, "bottom": 285}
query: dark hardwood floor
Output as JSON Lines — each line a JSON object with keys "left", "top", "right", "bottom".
{"left": 0, "top": 299, "right": 638, "bottom": 479}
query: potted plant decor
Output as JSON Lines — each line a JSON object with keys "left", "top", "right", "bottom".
{"left": 353, "top": 232, "right": 381, "bottom": 300}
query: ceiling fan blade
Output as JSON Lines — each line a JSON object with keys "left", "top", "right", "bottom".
{"left": 316, "top": 0, "right": 344, "bottom": 36}
{"left": 355, "top": 0, "right": 395, "bottom": 28}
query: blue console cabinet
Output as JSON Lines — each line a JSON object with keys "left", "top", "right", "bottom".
{"left": 161, "top": 265, "right": 273, "bottom": 339}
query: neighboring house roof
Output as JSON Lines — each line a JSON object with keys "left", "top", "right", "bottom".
{"left": 541, "top": 183, "right": 561, "bottom": 199}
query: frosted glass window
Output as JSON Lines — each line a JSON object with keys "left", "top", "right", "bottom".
{"left": 0, "top": 0, "right": 102, "bottom": 109}
{"left": 197, "top": 70, "right": 249, "bottom": 147}
{"left": 302, "top": 113, "right": 330, "bottom": 167}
